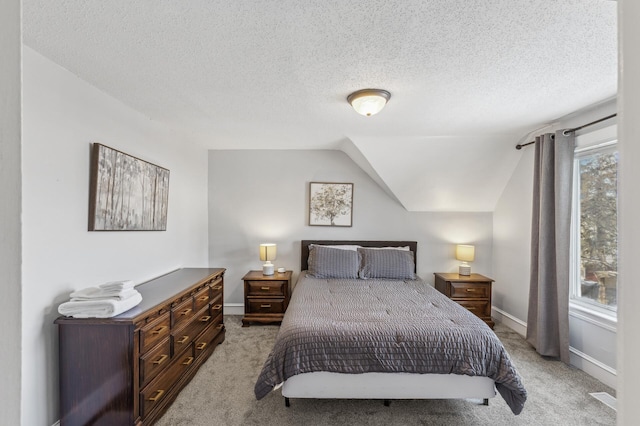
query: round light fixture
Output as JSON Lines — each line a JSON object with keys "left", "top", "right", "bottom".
{"left": 347, "top": 89, "right": 391, "bottom": 116}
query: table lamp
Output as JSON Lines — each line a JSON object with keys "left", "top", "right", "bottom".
{"left": 456, "top": 244, "right": 475, "bottom": 276}
{"left": 259, "top": 243, "right": 277, "bottom": 275}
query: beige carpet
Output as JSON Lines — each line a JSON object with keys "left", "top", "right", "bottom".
{"left": 156, "top": 316, "right": 615, "bottom": 426}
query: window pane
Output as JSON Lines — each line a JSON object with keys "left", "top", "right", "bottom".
{"left": 577, "top": 150, "right": 618, "bottom": 309}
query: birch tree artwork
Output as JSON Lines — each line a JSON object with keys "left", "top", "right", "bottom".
{"left": 309, "top": 182, "right": 353, "bottom": 226}
{"left": 88, "top": 144, "right": 170, "bottom": 231}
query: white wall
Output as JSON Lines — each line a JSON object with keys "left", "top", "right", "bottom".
{"left": 21, "top": 47, "right": 210, "bottom": 426}
{"left": 492, "top": 99, "right": 618, "bottom": 388}
{"left": 208, "top": 149, "right": 493, "bottom": 309}
{"left": 492, "top": 149, "right": 534, "bottom": 325}
{"left": 0, "top": 0, "right": 22, "bottom": 424}
{"left": 618, "top": 0, "right": 640, "bottom": 423}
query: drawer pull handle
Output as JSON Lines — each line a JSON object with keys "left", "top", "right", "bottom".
{"left": 180, "top": 308, "right": 192, "bottom": 316}
{"left": 200, "top": 315, "right": 212, "bottom": 323}
{"left": 177, "top": 335, "right": 189, "bottom": 344}
{"left": 147, "top": 389, "right": 165, "bottom": 402}
{"left": 182, "top": 356, "right": 194, "bottom": 366}
{"left": 260, "top": 304, "right": 272, "bottom": 308}
{"left": 152, "top": 354, "right": 168, "bottom": 365}
{"left": 198, "top": 295, "right": 209, "bottom": 302}
{"left": 212, "top": 304, "right": 222, "bottom": 311}
{"left": 466, "top": 288, "right": 481, "bottom": 292}
{"left": 261, "top": 286, "right": 270, "bottom": 290}
{"left": 212, "top": 285, "right": 222, "bottom": 291}
{"left": 216, "top": 324, "right": 224, "bottom": 330}
{"left": 151, "top": 326, "right": 167, "bottom": 335}
{"left": 196, "top": 342, "right": 207, "bottom": 350}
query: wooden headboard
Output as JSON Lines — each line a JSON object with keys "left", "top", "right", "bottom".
{"left": 301, "top": 240, "right": 418, "bottom": 272}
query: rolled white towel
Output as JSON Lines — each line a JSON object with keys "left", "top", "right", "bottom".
{"left": 70, "top": 287, "right": 139, "bottom": 301}
{"left": 58, "top": 291, "right": 143, "bottom": 318}
{"left": 99, "top": 280, "right": 135, "bottom": 292}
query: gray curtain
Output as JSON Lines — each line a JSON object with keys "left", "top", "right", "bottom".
{"left": 526, "top": 130, "right": 575, "bottom": 364}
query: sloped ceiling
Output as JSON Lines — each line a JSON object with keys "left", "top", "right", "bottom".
{"left": 22, "top": 1, "right": 617, "bottom": 211}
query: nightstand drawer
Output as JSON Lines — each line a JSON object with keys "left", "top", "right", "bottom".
{"left": 247, "top": 280, "right": 286, "bottom": 297}
{"left": 247, "top": 299, "right": 285, "bottom": 314}
{"left": 450, "top": 282, "right": 491, "bottom": 299}
{"left": 456, "top": 300, "right": 491, "bottom": 317}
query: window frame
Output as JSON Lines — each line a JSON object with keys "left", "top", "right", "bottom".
{"left": 569, "top": 138, "right": 618, "bottom": 320}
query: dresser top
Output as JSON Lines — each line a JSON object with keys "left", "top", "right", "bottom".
{"left": 56, "top": 267, "right": 225, "bottom": 324}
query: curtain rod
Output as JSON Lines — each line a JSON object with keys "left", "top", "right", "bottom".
{"left": 515, "top": 113, "right": 617, "bottom": 150}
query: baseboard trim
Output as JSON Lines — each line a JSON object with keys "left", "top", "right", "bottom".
{"left": 492, "top": 306, "right": 617, "bottom": 390}
{"left": 569, "top": 347, "right": 617, "bottom": 389}
{"left": 491, "top": 306, "right": 527, "bottom": 337}
{"left": 224, "top": 303, "right": 244, "bottom": 316}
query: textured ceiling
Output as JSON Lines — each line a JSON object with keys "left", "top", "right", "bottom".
{"left": 22, "top": 0, "right": 617, "bottom": 211}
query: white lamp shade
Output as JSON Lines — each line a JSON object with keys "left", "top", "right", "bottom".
{"left": 455, "top": 245, "right": 475, "bottom": 262}
{"left": 347, "top": 89, "right": 391, "bottom": 116}
{"left": 259, "top": 244, "right": 277, "bottom": 262}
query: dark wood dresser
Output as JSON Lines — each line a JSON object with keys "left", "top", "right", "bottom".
{"left": 55, "top": 268, "right": 225, "bottom": 425}
{"left": 241, "top": 270, "right": 292, "bottom": 326}
{"left": 434, "top": 272, "right": 495, "bottom": 329}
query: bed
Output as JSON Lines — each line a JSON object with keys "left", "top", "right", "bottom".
{"left": 254, "top": 240, "right": 527, "bottom": 415}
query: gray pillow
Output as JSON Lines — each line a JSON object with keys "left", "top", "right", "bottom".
{"left": 358, "top": 247, "right": 416, "bottom": 279}
{"left": 307, "top": 245, "right": 360, "bottom": 279}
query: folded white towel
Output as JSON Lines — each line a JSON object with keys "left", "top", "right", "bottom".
{"left": 99, "top": 280, "right": 135, "bottom": 292}
{"left": 70, "top": 287, "right": 139, "bottom": 301}
{"left": 58, "top": 291, "right": 143, "bottom": 318}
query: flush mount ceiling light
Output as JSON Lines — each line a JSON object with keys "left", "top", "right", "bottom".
{"left": 347, "top": 89, "right": 391, "bottom": 116}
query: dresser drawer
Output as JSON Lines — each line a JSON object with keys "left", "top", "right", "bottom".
{"left": 210, "top": 278, "right": 223, "bottom": 297}
{"left": 140, "top": 346, "right": 196, "bottom": 419}
{"left": 171, "top": 306, "right": 212, "bottom": 353}
{"left": 456, "top": 300, "right": 491, "bottom": 317}
{"left": 140, "top": 338, "right": 171, "bottom": 387}
{"left": 247, "top": 280, "right": 286, "bottom": 297}
{"left": 450, "top": 282, "right": 491, "bottom": 299}
{"left": 140, "top": 312, "right": 171, "bottom": 354}
{"left": 194, "top": 315, "right": 224, "bottom": 358}
{"left": 194, "top": 286, "right": 211, "bottom": 311}
{"left": 210, "top": 301, "right": 223, "bottom": 318}
{"left": 171, "top": 297, "right": 195, "bottom": 329}
{"left": 247, "top": 298, "right": 285, "bottom": 314}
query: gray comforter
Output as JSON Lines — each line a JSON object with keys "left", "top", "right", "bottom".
{"left": 255, "top": 273, "right": 527, "bottom": 415}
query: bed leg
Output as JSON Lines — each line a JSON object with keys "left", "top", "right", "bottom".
{"left": 483, "top": 398, "right": 489, "bottom": 406}
{"left": 383, "top": 399, "right": 390, "bottom": 407}
{"left": 285, "top": 397, "right": 290, "bottom": 407}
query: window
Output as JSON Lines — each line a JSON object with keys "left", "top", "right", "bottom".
{"left": 570, "top": 141, "right": 618, "bottom": 314}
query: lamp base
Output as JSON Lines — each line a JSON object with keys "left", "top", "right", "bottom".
{"left": 262, "top": 263, "right": 274, "bottom": 276}
{"left": 459, "top": 264, "right": 471, "bottom": 276}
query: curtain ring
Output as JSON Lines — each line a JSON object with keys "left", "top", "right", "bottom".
{"left": 562, "top": 129, "right": 571, "bottom": 136}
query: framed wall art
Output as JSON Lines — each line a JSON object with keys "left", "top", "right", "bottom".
{"left": 309, "top": 182, "right": 353, "bottom": 227}
{"left": 88, "top": 143, "right": 170, "bottom": 231}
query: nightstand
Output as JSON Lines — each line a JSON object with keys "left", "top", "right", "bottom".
{"left": 241, "top": 270, "right": 292, "bottom": 327}
{"left": 434, "top": 272, "right": 495, "bottom": 329}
